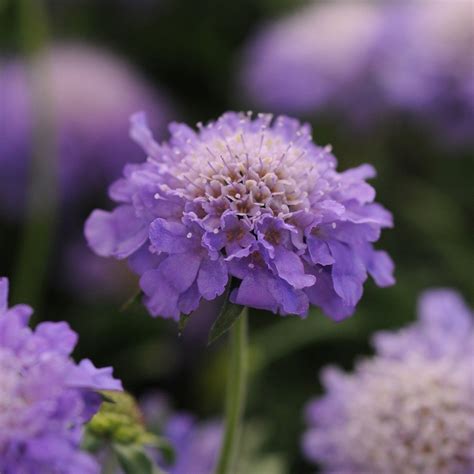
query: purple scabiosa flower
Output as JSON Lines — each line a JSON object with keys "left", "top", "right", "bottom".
{"left": 241, "top": 1, "right": 474, "bottom": 142}
{"left": 303, "top": 289, "right": 474, "bottom": 474}
{"left": 240, "top": 2, "right": 383, "bottom": 122}
{"left": 0, "top": 277, "right": 122, "bottom": 474}
{"left": 140, "top": 392, "right": 222, "bottom": 474}
{"left": 375, "top": 1, "right": 474, "bottom": 144}
{"left": 86, "top": 111, "right": 394, "bottom": 320}
{"left": 0, "top": 43, "right": 172, "bottom": 218}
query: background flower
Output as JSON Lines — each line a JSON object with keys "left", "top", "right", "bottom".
{"left": 303, "top": 289, "right": 474, "bottom": 474}
{"left": 0, "top": 277, "right": 122, "bottom": 473}
{"left": 240, "top": 1, "right": 382, "bottom": 123}
{"left": 240, "top": 0, "right": 474, "bottom": 141}
{"left": 0, "top": 42, "right": 172, "bottom": 218}
{"left": 374, "top": 1, "right": 474, "bottom": 144}
{"left": 86, "top": 111, "right": 393, "bottom": 320}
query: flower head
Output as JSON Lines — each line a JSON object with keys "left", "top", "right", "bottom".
{"left": 0, "top": 43, "right": 171, "bottom": 218}
{"left": 86, "top": 111, "right": 393, "bottom": 320}
{"left": 240, "top": 1, "right": 474, "bottom": 142}
{"left": 0, "top": 277, "right": 122, "bottom": 474}
{"left": 240, "top": 2, "right": 382, "bottom": 122}
{"left": 303, "top": 289, "right": 474, "bottom": 474}
{"left": 375, "top": 1, "right": 474, "bottom": 144}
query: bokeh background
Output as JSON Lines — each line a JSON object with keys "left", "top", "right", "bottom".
{"left": 1, "top": 1, "right": 473, "bottom": 472}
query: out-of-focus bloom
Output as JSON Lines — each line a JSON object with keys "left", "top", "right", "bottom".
{"left": 303, "top": 289, "right": 474, "bottom": 474}
{"left": 240, "top": 1, "right": 474, "bottom": 141}
{"left": 141, "top": 392, "right": 222, "bottom": 474}
{"left": 0, "top": 43, "right": 172, "bottom": 218}
{"left": 0, "top": 277, "right": 122, "bottom": 474}
{"left": 376, "top": 1, "right": 474, "bottom": 143}
{"left": 240, "top": 2, "right": 383, "bottom": 122}
{"left": 86, "top": 111, "right": 394, "bottom": 320}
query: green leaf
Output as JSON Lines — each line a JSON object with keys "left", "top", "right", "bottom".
{"left": 113, "top": 443, "right": 167, "bottom": 474}
{"left": 208, "top": 282, "right": 244, "bottom": 345}
{"left": 178, "top": 313, "right": 191, "bottom": 335}
{"left": 120, "top": 288, "right": 143, "bottom": 312}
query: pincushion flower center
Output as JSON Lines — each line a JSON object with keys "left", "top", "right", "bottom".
{"left": 175, "top": 129, "right": 324, "bottom": 219}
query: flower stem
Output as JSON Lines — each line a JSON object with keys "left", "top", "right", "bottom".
{"left": 214, "top": 307, "right": 248, "bottom": 474}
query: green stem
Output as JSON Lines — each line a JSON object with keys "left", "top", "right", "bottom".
{"left": 214, "top": 308, "right": 248, "bottom": 474}
{"left": 12, "top": 0, "right": 57, "bottom": 308}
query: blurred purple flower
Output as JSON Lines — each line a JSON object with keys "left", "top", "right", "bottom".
{"left": 303, "top": 289, "right": 474, "bottom": 473}
{"left": 0, "top": 277, "right": 122, "bottom": 474}
{"left": 140, "top": 392, "right": 222, "bottom": 474}
{"left": 240, "top": 1, "right": 474, "bottom": 142}
{"left": 239, "top": 2, "right": 383, "bottom": 123}
{"left": 0, "top": 43, "right": 172, "bottom": 218}
{"left": 375, "top": 1, "right": 474, "bottom": 144}
{"left": 86, "top": 111, "right": 394, "bottom": 320}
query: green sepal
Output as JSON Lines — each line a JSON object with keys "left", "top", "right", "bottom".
{"left": 208, "top": 280, "right": 244, "bottom": 345}
{"left": 178, "top": 313, "right": 191, "bottom": 335}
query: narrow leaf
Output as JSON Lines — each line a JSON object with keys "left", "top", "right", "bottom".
{"left": 120, "top": 288, "right": 143, "bottom": 312}
{"left": 178, "top": 313, "right": 190, "bottom": 336}
{"left": 99, "top": 391, "right": 117, "bottom": 404}
{"left": 208, "top": 283, "right": 244, "bottom": 345}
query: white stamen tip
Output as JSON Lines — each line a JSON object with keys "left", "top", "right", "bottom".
{"left": 186, "top": 232, "right": 193, "bottom": 239}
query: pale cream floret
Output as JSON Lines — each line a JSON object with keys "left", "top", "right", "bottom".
{"left": 167, "top": 119, "right": 333, "bottom": 221}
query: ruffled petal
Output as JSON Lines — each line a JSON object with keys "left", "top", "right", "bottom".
{"left": 149, "top": 218, "right": 195, "bottom": 254}
{"left": 66, "top": 359, "right": 122, "bottom": 391}
{"left": 140, "top": 268, "right": 180, "bottom": 320}
{"left": 160, "top": 253, "right": 202, "bottom": 293}
{"left": 305, "top": 268, "right": 355, "bottom": 321}
{"left": 307, "top": 237, "right": 334, "bottom": 266}
{"left": 129, "top": 112, "right": 162, "bottom": 159}
{"left": 197, "top": 258, "right": 228, "bottom": 300}
{"left": 231, "top": 270, "right": 278, "bottom": 313}
{"left": 178, "top": 282, "right": 202, "bottom": 315}
{"left": 366, "top": 249, "right": 395, "bottom": 287}
{"left": 327, "top": 241, "right": 366, "bottom": 306}
{"left": 85, "top": 206, "right": 148, "bottom": 259}
{"left": 272, "top": 246, "right": 316, "bottom": 289}
{"left": 268, "top": 277, "right": 309, "bottom": 316}
{"left": 36, "top": 322, "right": 78, "bottom": 356}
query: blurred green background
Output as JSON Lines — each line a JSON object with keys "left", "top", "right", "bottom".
{"left": 0, "top": 1, "right": 473, "bottom": 472}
